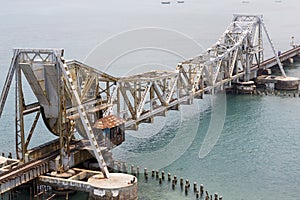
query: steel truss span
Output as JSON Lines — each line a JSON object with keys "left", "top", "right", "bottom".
{"left": 0, "top": 15, "right": 287, "bottom": 178}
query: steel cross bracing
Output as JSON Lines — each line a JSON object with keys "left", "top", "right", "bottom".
{"left": 116, "top": 70, "right": 191, "bottom": 129}
{"left": 179, "top": 14, "right": 286, "bottom": 96}
{"left": 0, "top": 15, "right": 287, "bottom": 177}
{"left": 0, "top": 49, "right": 114, "bottom": 178}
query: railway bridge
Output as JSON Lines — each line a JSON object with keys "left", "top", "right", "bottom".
{"left": 0, "top": 14, "right": 299, "bottom": 198}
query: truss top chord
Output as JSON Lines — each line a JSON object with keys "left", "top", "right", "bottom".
{"left": 118, "top": 70, "right": 177, "bottom": 82}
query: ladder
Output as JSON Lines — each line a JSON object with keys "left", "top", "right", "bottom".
{"left": 59, "top": 58, "right": 110, "bottom": 178}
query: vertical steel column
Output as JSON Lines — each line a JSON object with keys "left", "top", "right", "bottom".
{"left": 59, "top": 76, "right": 65, "bottom": 172}
{"left": 134, "top": 82, "right": 137, "bottom": 120}
{"left": 150, "top": 84, "right": 154, "bottom": 117}
{"left": 106, "top": 81, "right": 110, "bottom": 100}
{"left": 15, "top": 65, "right": 25, "bottom": 161}
{"left": 117, "top": 86, "right": 121, "bottom": 117}
{"left": 258, "top": 19, "right": 264, "bottom": 64}
{"left": 58, "top": 75, "right": 70, "bottom": 172}
{"left": 245, "top": 39, "right": 251, "bottom": 81}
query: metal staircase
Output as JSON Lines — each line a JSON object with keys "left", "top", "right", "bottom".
{"left": 59, "top": 57, "right": 110, "bottom": 178}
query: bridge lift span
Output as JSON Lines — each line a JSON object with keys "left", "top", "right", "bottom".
{"left": 0, "top": 15, "right": 288, "bottom": 179}
{"left": 179, "top": 14, "right": 286, "bottom": 96}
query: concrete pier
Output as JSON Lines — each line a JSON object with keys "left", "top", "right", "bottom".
{"left": 88, "top": 173, "right": 138, "bottom": 200}
{"left": 275, "top": 77, "right": 299, "bottom": 90}
{"left": 39, "top": 170, "right": 138, "bottom": 200}
{"left": 256, "top": 75, "right": 299, "bottom": 90}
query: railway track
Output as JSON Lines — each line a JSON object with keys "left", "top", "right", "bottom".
{"left": 0, "top": 152, "right": 57, "bottom": 185}
{"left": 0, "top": 140, "right": 83, "bottom": 194}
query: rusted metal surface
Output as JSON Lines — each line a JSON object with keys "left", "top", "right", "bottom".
{"left": 0, "top": 140, "right": 89, "bottom": 194}
{"left": 93, "top": 115, "right": 126, "bottom": 129}
{"left": 0, "top": 154, "right": 52, "bottom": 194}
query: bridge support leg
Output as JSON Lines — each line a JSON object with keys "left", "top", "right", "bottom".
{"left": 187, "top": 97, "right": 193, "bottom": 105}
{"left": 169, "top": 104, "right": 180, "bottom": 110}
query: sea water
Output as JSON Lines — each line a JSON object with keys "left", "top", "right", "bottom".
{"left": 0, "top": 0, "right": 300, "bottom": 199}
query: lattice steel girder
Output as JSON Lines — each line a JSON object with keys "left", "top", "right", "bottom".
{"left": 116, "top": 70, "right": 184, "bottom": 124}
{"left": 0, "top": 14, "right": 287, "bottom": 175}
{"left": 15, "top": 64, "right": 42, "bottom": 162}
{"left": 15, "top": 64, "right": 25, "bottom": 160}
{"left": 180, "top": 14, "right": 286, "bottom": 95}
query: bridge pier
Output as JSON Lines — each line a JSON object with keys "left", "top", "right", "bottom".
{"left": 275, "top": 77, "right": 299, "bottom": 90}
{"left": 186, "top": 96, "right": 193, "bottom": 105}
{"left": 256, "top": 75, "right": 299, "bottom": 91}
{"left": 38, "top": 169, "right": 138, "bottom": 200}
{"left": 88, "top": 173, "right": 138, "bottom": 200}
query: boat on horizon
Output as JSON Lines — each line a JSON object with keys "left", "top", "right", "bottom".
{"left": 161, "top": 1, "right": 171, "bottom": 4}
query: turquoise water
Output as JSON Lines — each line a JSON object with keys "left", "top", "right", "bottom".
{"left": 114, "top": 94, "right": 300, "bottom": 200}
{"left": 0, "top": 0, "right": 300, "bottom": 199}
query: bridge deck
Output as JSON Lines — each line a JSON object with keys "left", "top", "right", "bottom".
{"left": 0, "top": 42, "right": 300, "bottom": 193}
{"left": 260, "top": 46, "right": 300, "bottom": 69}
{"left": 0, "top": 45, "right": 299, "bottom": 194}
{"left": 0, "top": 154, "right": 52, "bottom": 194}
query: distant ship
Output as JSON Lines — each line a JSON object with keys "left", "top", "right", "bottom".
{"left": 241, "top": 0, "right": 250, "bottom": 3}
{"left": 177, "top": 0, "right": 185, "bottom": 3}
{"left": 161, "top": 1, "right": 171, "bottom": 4}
